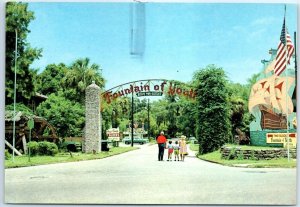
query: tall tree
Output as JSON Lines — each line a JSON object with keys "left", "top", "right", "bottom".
{"left": 62, "top": 58, "right": 105, "bottom": 103}
{"left": 36, "top": 63, "right": 68, "bottom": 95}
{"left": 6, "top": 2, "right": 42, "bottom": 105}
{"left": 194, "top": 65, "right": 231, "bottom": 154}
{"left": 176, "top": 99, "right": 197, "bottom": 138}
{"left": 36, "top": 92, "right": 85, "bottom": 137}
{"left": 227, "top": 82, "right": 248, "bottom": 140}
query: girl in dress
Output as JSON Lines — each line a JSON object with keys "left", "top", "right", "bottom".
{"left": 179, "top": 135, "right": 187, "bottom": 161}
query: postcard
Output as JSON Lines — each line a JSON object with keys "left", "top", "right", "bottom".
{"left": 3, "top": 1, "right": 298, "bottom": 205}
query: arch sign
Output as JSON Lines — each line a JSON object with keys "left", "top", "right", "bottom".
{"left": 102, "top": 79, "right": 197, "bottom": 104}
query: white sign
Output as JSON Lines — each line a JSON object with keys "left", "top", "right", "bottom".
{"left": 106, "top": 128, "right": 120, "bottom": 141}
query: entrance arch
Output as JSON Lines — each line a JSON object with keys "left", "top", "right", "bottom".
{"left": 101, "top": 79, "right": 197, "bottom": 104}
{"left": 84, "top": 79, "right": 197, "bottom": 151}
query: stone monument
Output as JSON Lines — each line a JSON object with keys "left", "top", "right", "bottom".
{"left": 83, "top": 81, "right": 101, "bottom": 153}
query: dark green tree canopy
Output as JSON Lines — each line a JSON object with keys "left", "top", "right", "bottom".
{"left": 62, "top": 57, "right": 105, "bottom": 103}
{"left": 36, "top": 92, "right": 85, "bottom": 137}
{"left": 194, "top": 65, "right": 231, "bottom": 154}
{"left": 6, "top": 2, "right": 42, "bottom": 105}
{"left": 36, "top": 63, "right": 68, "bottom": 95}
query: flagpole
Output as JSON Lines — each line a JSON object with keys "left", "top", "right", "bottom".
{"left": 283, "top": 6, "right": 290, "bottom": 161}
{"left": 294, "top": 31, "right": 297, "bottom": 94}
{"left": 12, "top": 29, "right": 18, "bottom": 162}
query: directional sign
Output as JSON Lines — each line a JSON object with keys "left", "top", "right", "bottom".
{"left": 27, "top": 118, "right": 34, "bottom": 130}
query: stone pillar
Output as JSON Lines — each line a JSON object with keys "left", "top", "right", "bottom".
{"left": 83, "top": 81, "right": 101, "bottom": 153}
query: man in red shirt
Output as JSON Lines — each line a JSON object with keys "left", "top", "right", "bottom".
{"left": 156, "top": 131, "right": 167, "bottom": 161}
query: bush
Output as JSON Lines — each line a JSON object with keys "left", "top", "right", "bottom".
{"left": 27, "top": 141, "right": 58, "bottom": 156}
{"left": 47, "top": 142, "right": 59, "bottom": 156}
{"left": 5, "top": 150, "right": 11, "bottom": 160}
{"left": 38, "top": 141, "right": 58, "bottom": 156}
{"left": 27, "top": 141, "right": 39, "bottom": 156}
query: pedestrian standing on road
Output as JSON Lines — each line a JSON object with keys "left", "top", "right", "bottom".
{"left": 173, "top": 141, "right": 180, "bottom": 161}
{"left": 156, "top": 131, "right": 167, "bottom": 161}
{"left": 179, "top": 135, "right": 187, "bottom": 162}
{"left": 167, "top": 140, "right": 174, "bottom": 161}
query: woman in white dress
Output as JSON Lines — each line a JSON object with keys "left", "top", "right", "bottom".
{"left": 179, "top": 135, "right": 187, "bottom": 161}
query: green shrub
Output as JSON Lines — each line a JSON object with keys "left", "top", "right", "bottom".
{"left": 27, "top": 141, "right": 39, "bottom": 156}
{"left": 27, "top": 141, "right": 58, "bottom": 156}
{"left": 47, "top": 142, "right": 59, "bottom": 156}
{"left": 5, "top": 150, "right": 11, "bottom": 160}
{"left": 38, "top": 141, "right": 58, "bottom": 156}
{"left": 38, "top": 141, "right": 49, "bottom": 155}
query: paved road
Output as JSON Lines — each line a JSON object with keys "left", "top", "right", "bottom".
{"left": 5, "top": 144, "right": 297, "bottom": 205}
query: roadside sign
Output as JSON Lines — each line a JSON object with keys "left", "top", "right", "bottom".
{"left": 27, "top": 118, "right": 34, "bottom": 130}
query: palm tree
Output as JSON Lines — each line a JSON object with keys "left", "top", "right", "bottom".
{"left": 63, "top": 57, "right": 105, "bottom": 103}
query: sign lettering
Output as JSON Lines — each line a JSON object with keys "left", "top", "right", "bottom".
{"left": 266, "top": 133, "right": 297, "bottom": 148}
{"left": 102, "top": 80, "right": 197, "bottom": 104}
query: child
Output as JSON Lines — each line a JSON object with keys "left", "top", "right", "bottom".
{"left": 167, "top": 140, "right": 173, "bottom": 161}
{"left": 173, "top": 141, "right": 180, "bottom": 161}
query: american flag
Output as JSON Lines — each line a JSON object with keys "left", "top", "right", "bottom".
{"left": 274, "top": 17, "right": 295, "bottom": 76}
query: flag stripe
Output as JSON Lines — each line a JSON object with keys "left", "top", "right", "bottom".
{"left": 274, "top": 17, "right": 294, "bottom": 76}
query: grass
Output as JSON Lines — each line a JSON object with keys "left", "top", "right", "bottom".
{"left": 5, "top": 147, "right": 138, "bottom": 169}
{"left": 189, "top": 143, "right": 297, "bottom": 168}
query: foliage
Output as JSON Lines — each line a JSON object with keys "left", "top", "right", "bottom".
{"left": 6, "top": 2, "right": 42, "bottom": 105}
{"left": 246, "top": 73, "right": 260, "bottom": 91}
{"left": 36, "top": 92, "right": 85, "bottom": 137}
{"left": 36, "top": 63, "right": 68, "bottom": 95}
{"left": 5, "top": 103, "right": 33, "bottom": 116}
{"left": 33, "top": 58, "right": 105, "bottom": 139}
{"left": 27, "top": 141, "right": 39, "bottom": 156}
{"left": 193, "top": 65, "right": 231, "bottom": 154}
{"left": 151, "top": 99, "right": 169, "bottom": 130}
{"left": 37, "top": 141, "right": 58, "bottom": 156}
{"left": 176, "top": 99, "right": 197, "bottom": 137}
{"left": 227, "top": 82, "right": 254, "bottom": 140}
{"left": 229, "top": 97, "right": 246, "bottom": 142}
{"left": 101, "top": 97, "right": 130, "bottom": 139}
{"left": 62, "top": 57, "right": 105, "bottom": 104}
{"left": 5, "top": 150, "right": 12, "bottom": 160}
{"left": 27, "top": 141, "right": 58, "bottom": 156}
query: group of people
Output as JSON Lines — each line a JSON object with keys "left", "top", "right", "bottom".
{"left": 156, "top": 131, "right": 188, "bottom": 162}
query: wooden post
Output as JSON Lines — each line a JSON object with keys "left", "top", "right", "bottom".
{"left": 22, "top": 135, "right": 28, "bottom": 154}
{"left": 5, "top": 140, "right": 22, "bottom": 156}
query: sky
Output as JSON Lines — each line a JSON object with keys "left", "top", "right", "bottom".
{"left": 26, "top": 2, "right": 298, "bottom": 90}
